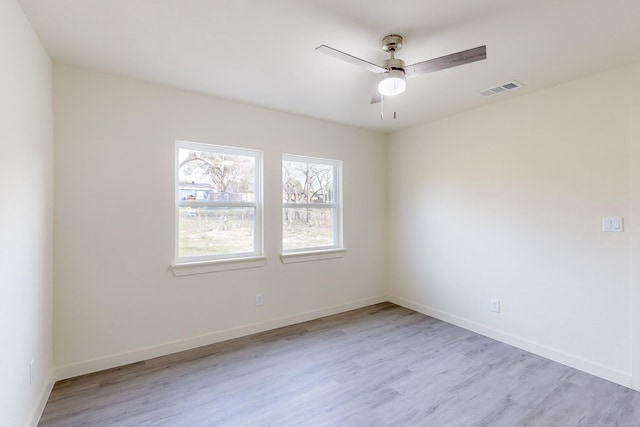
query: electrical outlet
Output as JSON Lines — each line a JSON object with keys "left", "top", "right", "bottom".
{"left": 490, "top": 299, "right": 500, "bottom": 313}
{"left": 255, "top": 293, "right": 263, "bottom": 307}
{"left": 29, "top": 359, "right": 35, "bottom": 384}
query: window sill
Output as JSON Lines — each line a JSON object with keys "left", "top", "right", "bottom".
{"left": 171, "top": 256, "right": 267, "bottom": 276}
{"left": 280, "top": 248, "right": 347, "bottom": 264}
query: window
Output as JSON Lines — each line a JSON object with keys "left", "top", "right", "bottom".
{"left": 282, "top": 154, "right": 342, "bottom": 253}
{"left": 176, "top": 141, "right": 262, "bottom": 263}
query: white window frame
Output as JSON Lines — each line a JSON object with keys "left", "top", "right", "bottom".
{"left": 172, "top": 141, "right": 264, "bottom": 275}
{"left": 281, "top": 154, "right": 344, "bottom": 262}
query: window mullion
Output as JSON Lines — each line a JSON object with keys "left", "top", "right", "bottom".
{"left": 282, "top": 203, "right": 336, "bottom": 210}
{"left": 177, "top": 201, "right": 257, "bottom": 208}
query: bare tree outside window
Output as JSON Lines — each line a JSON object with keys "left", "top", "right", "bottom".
{"left": 282, "top": 155, "right": 342, "bottom": 252}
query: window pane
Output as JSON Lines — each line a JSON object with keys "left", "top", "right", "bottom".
{"left": 282, "top": 160, "right": 333, "bottom": 204}
{"left": 178, "top": 148, "right": 255, "bottom": 202}
{"left": 283, "top": 207, "right": 334, "bottom": 250}
{"left": 179, "top": 207, "right": 255, "bottom": 258}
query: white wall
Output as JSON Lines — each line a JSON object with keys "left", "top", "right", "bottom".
{"left": 388, "top": 62, "right": 640, "bottom": 386}
{"left": 53, "top": 64, "right": 387, "bottom": 378}
{"left": 0, "top": 1, "right": 54, "bottom": 426}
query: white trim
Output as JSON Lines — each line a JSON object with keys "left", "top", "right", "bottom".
{"left": 54, "top": 295, "right": 388, "bottom": 380}
{"left": 630, "top": 106, "right": 640, "bottom": 391}
{"left": 177, "top": 140, "right": 259, "bottom": 156}
{"left": 26, "top": 372, "right": 55, "bottom": 427}
{"left": 280, "top": 248, "right": 347, "bottom": 264}
{"left": 282, "top": 153, "right": 337, "bottom": 166}
{"left": 50, "top": 294, "right": 635, "bottom": 390}
{"left": 388, "top": 294, "right": 633, "bottom": 388}
{"left": 171, "top": 256, "right": 267, "bottom": 276}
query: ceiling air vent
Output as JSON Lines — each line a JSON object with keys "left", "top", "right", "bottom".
{"left": 478, "top": 80, "right": 523, "bottom": 97}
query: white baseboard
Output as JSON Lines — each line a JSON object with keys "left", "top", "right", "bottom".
{"left": 388, "top": 295, "right": 633, "bottom": 388}
{"left": 54, "top": 294, "right": 632, "bottom": 391}
{"left": 26, "top": 372, "right": 55, "bottom": 427}
{"left": 55, "top": 295, "right": 388, "bottom": 380}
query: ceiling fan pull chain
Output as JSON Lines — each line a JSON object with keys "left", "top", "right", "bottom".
{"left": 394, "top": 111, "right": 397, "bottom": 120}
{"left": 380, "top": 94, "right": 384, "bottom": 120}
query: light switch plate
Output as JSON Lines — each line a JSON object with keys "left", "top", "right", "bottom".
{"left": 602, "top": 217, "right": 623, "bottom": 232}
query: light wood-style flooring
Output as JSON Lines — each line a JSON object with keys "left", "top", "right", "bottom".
{"left": 38, "top": 303, "right": 640, "bottom": 426}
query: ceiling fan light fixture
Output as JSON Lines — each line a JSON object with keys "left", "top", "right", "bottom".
{"left": 378, "top": 70, "right": 406, "bottom": 96}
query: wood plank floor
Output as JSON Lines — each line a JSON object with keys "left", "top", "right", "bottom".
{"left": 39, "top": 303, "right": 640, "bottom": 426}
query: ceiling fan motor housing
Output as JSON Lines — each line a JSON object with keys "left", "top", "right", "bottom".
{"left": 384, "top": 57, "right": 406, "bottom": 72}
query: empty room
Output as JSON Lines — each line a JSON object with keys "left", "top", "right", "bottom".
{"left": 5, "top": 0, "right": 640, "bottom": 425}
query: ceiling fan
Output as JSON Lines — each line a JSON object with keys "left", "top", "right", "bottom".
{"left": 316, "top": 34, "right": 486, "bottom": 104}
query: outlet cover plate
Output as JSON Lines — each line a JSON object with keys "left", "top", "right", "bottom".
{"left": 491, "top": 299, "right": 500, "bottom": 313}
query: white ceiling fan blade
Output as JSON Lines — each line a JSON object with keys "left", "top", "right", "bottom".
{"left": 315, "top": 45, "right": 387, "bottom": 74}
{"left": 405, "top": 45, "right": 486, "bottom": 78}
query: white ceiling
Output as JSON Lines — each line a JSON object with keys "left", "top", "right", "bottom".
{"left": 17, "top": 0, "right": 640, "bottom": 133}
